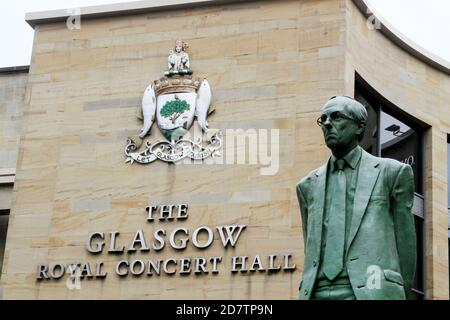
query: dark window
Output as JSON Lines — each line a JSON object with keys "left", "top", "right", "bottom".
{"left": 355, "top": 76, "right": 426, "bottom": 300}
{"left": 447, "top": 139, "right": 450, "bottom": 209}
{"left": 0, "top": 180, "right": 13, "bottom": 279}
{"left": 447, "top": 138, "right": 450, "bottom": 298}
{"left": 0, "top": 213, "right": 9, "bottom": 277}
{"left": 380, "top": 111, "right": 422, "bottom": 194}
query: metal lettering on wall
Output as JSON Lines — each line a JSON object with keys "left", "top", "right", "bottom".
{"left": 36, "top": 204, "right": 296, "bottom": 282}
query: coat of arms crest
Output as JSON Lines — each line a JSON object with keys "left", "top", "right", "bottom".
{"left": 125, "top": 39, "right": 222, "bottom": 164}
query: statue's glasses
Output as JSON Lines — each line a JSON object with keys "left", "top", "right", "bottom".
{"left": 316, "top": 111, "right": 354, "bottom": 127}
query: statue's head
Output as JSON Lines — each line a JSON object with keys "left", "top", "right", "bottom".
{"left": 317, "top": 96, "right": 367, "bottom": 156}
{"left": 174, "top": 39, "right": 186, "bottom": 53}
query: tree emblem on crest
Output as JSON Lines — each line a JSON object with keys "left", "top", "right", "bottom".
{"left": 160, "top": 97, "right": 190, "bottom": 124}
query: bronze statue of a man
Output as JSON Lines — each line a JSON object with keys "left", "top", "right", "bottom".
{"left": 296, "top": 96, "right": 416, "bottom": 300}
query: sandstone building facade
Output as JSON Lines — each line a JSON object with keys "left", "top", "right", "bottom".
{"left": 0, "top": 0, "right": 449, "bottom": 299}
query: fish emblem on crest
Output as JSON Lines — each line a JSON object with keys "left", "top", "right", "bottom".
{"left": 125, "top": 39, "right": 222, "bottom": 164}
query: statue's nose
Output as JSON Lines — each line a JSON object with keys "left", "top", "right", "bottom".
{"left": 323, "top": 117, "right": 332, "bottom": 127}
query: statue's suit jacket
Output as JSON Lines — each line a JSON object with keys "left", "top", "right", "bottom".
{"left": 296, "top": 148, "right": 416, "bottom": 300}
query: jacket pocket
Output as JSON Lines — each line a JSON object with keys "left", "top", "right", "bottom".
{"left": 369, "top": 195, "right": 388, "bottom": 203}
{"left": 370, "top": 195, "right": 387, "bottom": 200}
{"left": 383, "top": 269, "right": 404, "bottom": 286}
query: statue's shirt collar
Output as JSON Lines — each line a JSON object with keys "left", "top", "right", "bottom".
{"left": 330, "top": 145, "right": 362, "bottom": 172}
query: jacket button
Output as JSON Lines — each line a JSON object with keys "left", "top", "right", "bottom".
{"left": 304, "top": 289, "right": 308, "bottom": 295}
{"left": 313, "top": 260, "right": 317, "bottom": 267}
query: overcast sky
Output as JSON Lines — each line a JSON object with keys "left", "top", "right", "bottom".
{"left": 0, "top": 0, "right": 449, "bottom": 68}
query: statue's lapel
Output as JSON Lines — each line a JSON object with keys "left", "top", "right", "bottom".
{"left": 346, "top": 151, "right": 380, "bottom": 251}
{"left": 312, "top": 163, "right": 328, "bottom": 254}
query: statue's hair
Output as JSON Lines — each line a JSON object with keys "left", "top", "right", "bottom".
{"left": 175, "top": 39, "right": 188, "bottom": 51}
{"left": 326, "top": 95, "right": 368, "bottom": 141}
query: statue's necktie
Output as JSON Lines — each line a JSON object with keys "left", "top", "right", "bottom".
{"left": 323, "top": 159, "right": 346, "bottom": 281}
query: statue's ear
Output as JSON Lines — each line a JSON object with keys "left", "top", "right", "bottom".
{"left": 356, "top": 120, "right": 366, "bottom": 136}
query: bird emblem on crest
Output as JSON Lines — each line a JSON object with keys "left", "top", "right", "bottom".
{"left": 125, "top": 39, "right": 222, "bottom": 164}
